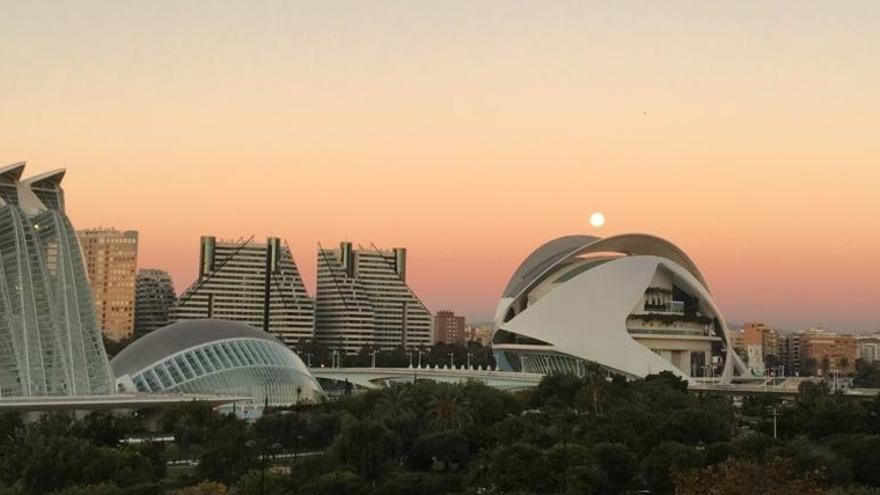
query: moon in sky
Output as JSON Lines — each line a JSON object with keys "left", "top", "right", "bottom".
{"left": 589, "top": 212, "right": 606, "bottom": 228}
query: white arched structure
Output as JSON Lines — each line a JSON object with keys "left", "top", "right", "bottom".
{"left": 0, "top": 162, "right": 113, "bottom": 398}
{"left": 112, "top": 319, "right": 323, "bottom": 410}
{"left": 493, "top": 234, "right": 748, "bottom": 384}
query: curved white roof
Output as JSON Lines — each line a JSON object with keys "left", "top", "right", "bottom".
{"left": 111, "top": 319, "right": 287, "bottom": 378}
{"left": 502, "top": 233, "right": 708, "bottom": 301}
{"left": 494, "top": 233, "right": 748, "bottom": 383}
{"left": 502, "top": 235, "right": 599, "bottom": 298}
{"left": 500, "top": 256, "right": 705, "bottom": 378}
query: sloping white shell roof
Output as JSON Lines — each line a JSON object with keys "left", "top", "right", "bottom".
{"left": 494, "top": 233, "right": 748, "bottom": 382}
{"left": 499, "top": 256, "right": 705, "bottom": 378}
{"left": 502, "top": 235, "right": 600, "bottom": 298}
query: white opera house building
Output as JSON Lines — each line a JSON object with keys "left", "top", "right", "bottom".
{"left": 492, "top": 234, "right": 748, "bottom": 384}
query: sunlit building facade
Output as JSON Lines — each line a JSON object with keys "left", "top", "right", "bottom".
{"left": 493, "top": 233, "right": 749, "bottom": 383}
{"left": 0, "top": 163, "right": 113, "bottom": 397}
{"left": 171, "top": 236, "right": 314, "bottom": 348}
{"left": 77, "top": 228, "right": 139, "bottom": 341}
{"left": 797, "top": 328, "right": 856, "bottom": 375}
{"left": 435, "top": 310, "right": 467, "bottom": 345}
{"left": 315, "top": 242, "right": 433, "bottom": 353}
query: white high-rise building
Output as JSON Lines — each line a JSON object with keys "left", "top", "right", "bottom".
{"left": 170, "top": 236, "right": 314, "bottom": 347}
{"left": 857, "top": 334, "right": 880, "bottom": 364}
{"left": 315, "top": 242, "right": 432, "bottom": 354}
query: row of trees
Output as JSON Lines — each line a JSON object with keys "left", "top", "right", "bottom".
{"left": 293, "top": 339, "right": 496, "bottom": 369}
{"left": 853, "top": 360, "right": 880, "bottom": 388}
{"left": 4, "top": 371, "right": 880, "bottom": 494}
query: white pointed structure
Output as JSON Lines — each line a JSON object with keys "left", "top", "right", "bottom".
{"left": 493, "top": 234, "right": 748, "bottom": 384}
{"left": 0, "top": 162, "right": 113, "bottom": 397}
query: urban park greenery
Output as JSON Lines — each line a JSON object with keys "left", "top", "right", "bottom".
{"left": 2, "top": 371, "right": 880, "bottom": 494}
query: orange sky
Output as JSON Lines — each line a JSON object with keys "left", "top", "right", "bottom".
{"left": 2, "top": 1, "right": 878, "bottom": 330}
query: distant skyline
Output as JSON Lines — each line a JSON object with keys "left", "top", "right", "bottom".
{"left": 3, "top": 1, "right": 878, "bottom": 331}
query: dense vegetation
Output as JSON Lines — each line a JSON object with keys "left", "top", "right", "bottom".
{"left": 3, "top": 371, "right": 880, "bottom": 494}
{"left": 853, "top": 360, "right": 880, "bottom": 388}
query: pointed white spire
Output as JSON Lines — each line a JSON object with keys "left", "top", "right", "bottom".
{"left": 20, "top": 168, "right": 67, "bottom": 213}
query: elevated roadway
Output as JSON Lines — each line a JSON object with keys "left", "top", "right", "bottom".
{"left": 0, "top": 392, "right": 249, "bottom": 413}
{"left": 310, "top": 366, "right": 544, "bottom": 391}
{"left": 689, "top": 378, "right": 879, "bottom": 398}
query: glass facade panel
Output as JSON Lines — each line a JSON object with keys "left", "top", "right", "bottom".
{"left": 206, "top": 345, "right": 230, "bottom": 370}
{"left": 154, "top": 364, "right": 174, "bottom": 388}
{"left": 195, "top": 349, "right": 215, "bottom": 373}
{"left": 174, "top": 356, "right": 194, "bottom": 380}
{"left": 0, "top": 167, "right": 113, "bottom": 398}
{"left": 220, "top": 343, "right": 242, "bottom": 367}
{"left": 185, "top": 353, "right": 206, "bottom": 376}
{"left": 124, "top": 337, "right": 322, "bottom": 410}
{"left": 165, "top": 360, "right": 184, "bottom": 384}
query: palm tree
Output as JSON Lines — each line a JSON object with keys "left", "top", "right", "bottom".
{"left": 376, "top": 384, "right": 416, "bottom": 421}
{"left": 425, "top": 387, "right": 473, "bottom": 432}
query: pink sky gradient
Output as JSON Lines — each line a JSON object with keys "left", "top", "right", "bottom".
{"left": 2, "top": 1, "right": 879, "bottom": 331}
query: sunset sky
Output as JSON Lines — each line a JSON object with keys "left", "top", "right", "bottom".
{"left": 2, "top": 1, "right": 878, "bottom": 331}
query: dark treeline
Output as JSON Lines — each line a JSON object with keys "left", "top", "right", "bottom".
{"left": 853, "top": 360, "right": 880, "bottom": 388}
{"left": 3, "top": 371, "right": 880, "bottom": 494}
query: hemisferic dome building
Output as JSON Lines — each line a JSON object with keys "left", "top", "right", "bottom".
{"left": 492, "top": 233, "right": 748, "bottom": 384}
{"left": 111, "top": 319, "right": 323, "bottom": 412}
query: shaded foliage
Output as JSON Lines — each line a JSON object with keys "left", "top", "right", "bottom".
{"left": 5, "top": 371, "right": 880, "bottom": 494}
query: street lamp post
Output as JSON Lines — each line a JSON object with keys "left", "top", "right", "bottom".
{"left": 407, "top": 351, "right": 413, "bottom": 368}
{"left": 467, "top": 352, "right": 473, "bottom": 369}
{"left": 448, "top": 352, "right": 455, "bottom": 368}
{"left": 772, "top": 406, "right": 778, "bottom": 439}
{"left": 417, "top": 350, "right": 423, "bottom": 368}
{"left": 293, "top": 387, "right": 301, "bottom": 464}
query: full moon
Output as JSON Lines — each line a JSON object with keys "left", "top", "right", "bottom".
{"left": 589, "top": 212, "right": 606, "bottom": 228}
